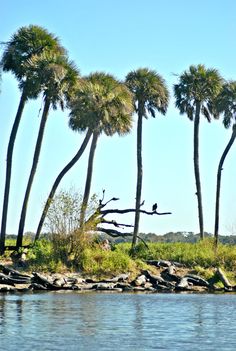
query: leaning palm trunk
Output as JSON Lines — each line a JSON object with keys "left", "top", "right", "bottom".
{"left": 194, "top": 101, "right": 204, "bottom": 239}
{"left": 132, "top": 110, "right": 143, "bottom": 250}
{"left": 0, "top": 90, "right": 27, "bottom": 254}
{"left": 80, "top": 131, "right": 99, "bottom": 229}
{"left": 214, "top": 124, "right": 236, "bottom": 245}
{"left": 34, "top": 129, "right": 92, "bottom": 242}
{"left": 16, "top": 98, "right": 50, "bottom": 249}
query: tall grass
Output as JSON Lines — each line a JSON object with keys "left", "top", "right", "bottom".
{"left": 117, "top": 239, "right": 236, "bottom": 271}
{"left": 3, "top": 238, "right": 236, "bottom": 277}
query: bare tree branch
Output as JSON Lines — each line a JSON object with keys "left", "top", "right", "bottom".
{"left": 97, "top": 227, "right": 132, "bottom": 237}
{"left": 100, "top": 219, "right": 134, "bottom": 228}
{"left": 97, "top": 227, "right": 149, "bottom": 249}
{"left": 100, "top": 208, "right": 172, "bottom": 217}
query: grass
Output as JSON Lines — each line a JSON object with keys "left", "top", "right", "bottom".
{"left": 2, "top": 238, "right": 236, "bottom": 282}
{"left": 120, "top": 239, "right": 236, "bottom": 271}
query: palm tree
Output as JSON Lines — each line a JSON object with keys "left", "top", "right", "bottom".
{"left": 0, "top": 25, "right": 65, "bottom": 254}
{"left": 214, "top": 81, "right": 236, "bottom": 245}
{"left": 125, "top": 68, "right": 169, "bottom": 250}
{"left": 69, "top": 72, "right": 134, "bottom": 228}
{"left": 174, "top": 64, "right": 223, "bottom": 239}
{"left": 34, "top": 128, "right": 92, "bottom": 242}
{"left": 16, "top": 52, "right": 79, "bottom": 249}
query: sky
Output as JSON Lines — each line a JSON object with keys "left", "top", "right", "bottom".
{"left": 1, "top": 0, "right": 236, "bottom": 236}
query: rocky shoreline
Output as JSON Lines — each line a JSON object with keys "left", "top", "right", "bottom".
{"left": 0, "top": 260, "right": 235, "bottom": 294}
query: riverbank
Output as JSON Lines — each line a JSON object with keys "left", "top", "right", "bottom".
{"left": 0, "top": 258, "right": 235, "bottom": 294}
{"left": 1, "top": 239, "right": 236, "bottom": 293}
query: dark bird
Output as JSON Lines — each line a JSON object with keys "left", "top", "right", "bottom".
{"left": 152, "top": 203, "right": 158, "bottom": 212}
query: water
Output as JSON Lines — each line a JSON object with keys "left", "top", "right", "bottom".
{"left": 0, "top": 292, "right": 236, "bottom": 351}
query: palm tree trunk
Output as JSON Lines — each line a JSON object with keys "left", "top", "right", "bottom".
{"left": 132, "top": 109, "right": 143, "bottom": 250}
{"left": 194, "top": 101, "right": 204, "bottom": 239}
{"left": 16, "top": 98, "right": 50, "bottom": 249}
{"left": 0, "top": 91, "right": 27, "bottom": 254}
{"left": 214, "top": 124, "right": 236, "bottom": 246}
{"left": 80, "top": 131, "right": 99, "bottom": 228}
{"left": 34, "top": 129, "right": 93, "bottom": 242}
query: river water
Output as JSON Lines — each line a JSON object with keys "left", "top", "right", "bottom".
{"left": 0, "top": 292, "right": 236, "bottom": 350}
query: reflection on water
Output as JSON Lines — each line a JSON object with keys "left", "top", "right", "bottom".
{"left": 0, "top": 292, "right": 236, "bottom": 351}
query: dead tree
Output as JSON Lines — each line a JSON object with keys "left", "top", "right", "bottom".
{"left": 85, "top": 190, "right": 171, "bottom": 246}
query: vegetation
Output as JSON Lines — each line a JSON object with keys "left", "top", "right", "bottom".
{"left": 16, "top": 54, "right": 79, "bottom": 249}
{"left": 0, "top": 26, "right": 235, "bottom": 259}
{"left": 174, "top": 64, "right": 223, "bottom": 240}
{"left": 69, "top": 72, "right": 133, "bottom": 228}
{"left": 2, "top": 237, "right": 236, "bottom": 287}
{"left": 214, "top": 82, "right": 236, "bottom": 244}
{"left": 0, "top": 25, "right": 67, "bottom": 254}
{"left": 125, "top": 68, "right": 169, "bottom": 250}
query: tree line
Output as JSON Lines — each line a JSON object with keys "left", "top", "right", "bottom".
{"left": 0, "top": 25, "right": 235, "bottom": 254}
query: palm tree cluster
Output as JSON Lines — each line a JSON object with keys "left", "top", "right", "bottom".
{"left": 0, "top": 25, "right": 235, "bottom": 254}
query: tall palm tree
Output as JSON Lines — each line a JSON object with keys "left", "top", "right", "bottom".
{"left": 34, "top": 127, "right": 92, "bottom": 242}
{"left": 69, "top": 72, "right": 134, "bottom": 228}
{"left": 16, "top": 52, "right": 79, "bottom": 249}
{"left": 214, "top": 81, "right": 236, "bottom": 245}
{"left": 174, "top": 64, "right": 223, "bottom": 239}
{"left": 125, "top": 68, "right": 169, "bottom": 250}
{"left": 0, "top": 25, "right": 65, "bottom": 254}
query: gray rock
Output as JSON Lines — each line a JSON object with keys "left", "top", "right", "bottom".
{"left": 134, "top": 275, "right": 147, "bottom": 286}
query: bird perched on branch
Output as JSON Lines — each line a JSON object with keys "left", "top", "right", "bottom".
{"left": 152, "top": 203, "right": 158, "bottom": 212}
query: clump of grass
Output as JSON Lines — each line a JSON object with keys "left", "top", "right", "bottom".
{"left": 117, "top": 239, "right": 236, "bottom": 272}
{"left": 77, "top": 247, "right": 136, "bottom": 276}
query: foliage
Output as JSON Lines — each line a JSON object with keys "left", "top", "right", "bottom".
{"left": 214, "top": 81, "right": 236, "bottom": 128}
{"left": 1, "top": 25, "right": 66, "bottom": 99}
{"left": 174, "top": 64, "right": 223, "bottom": 121}
{"left": 116, "top": 239, "right": 236, "bottom": 271}
{"left": 125, "top": 67, "right": 169, "bottom": 117}
{"left": 69, "top": 72, "right": 134, "bottom": 135}
{"left": 44, "top": 188, "right": 98, "bottom": 234}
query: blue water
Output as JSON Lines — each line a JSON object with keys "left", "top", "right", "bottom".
{"left": 0, "top": 292, "right": 236, "bottom": 350}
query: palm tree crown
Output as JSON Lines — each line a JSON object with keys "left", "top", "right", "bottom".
{"left": 23, "top": 51, "right": 79, "bottom": 108}
{"left": 215, "top": 81, "right": 236, "bottom": 128}
{"left": 69, "top": 72, "right": 133, "bottom": 135}
{"left": 125, "top": 68, "right": 169, "bottom": 117}
{"left": 174, "top": 64, "right": 223, "bottom": 121}
{"left": 1, "top": 25, "right": 66, "bottom": 99}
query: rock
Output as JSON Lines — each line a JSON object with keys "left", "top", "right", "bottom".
{"left": 143, "top": 270, "right": 166, "bottom": 284}
{"left": 134, "top": 275, "right": 147, "bottom": 286}
{"left": 29, "top": 283, "right": 48, "bottom": 290}
{"left": 184, "top": 274, "right": 210, "bottom": 287}
{"left": 146, "top": 260, "right": 172, "bottom": 268}
{"left": 115, "top": 282, "right": 133, "bottom": 291}
{"left": 144, "top": 282, "right": 153, "bottom": 289}
{"left": 53, "top": 277, "right": 67, "bottom": 287}
{"left": 0, "top": 285, "right": 16, "bottom": 292}
{"left": 176, "top": 277, "right": 189, "bottom": 290}
{"left": 94, "top": 283, "right": 115, "bottom": 290}
{"left": 105, "top": 273, "right": 130, "bottom": 283}
{"left": 133, "top": 286, "right": 145, "bottom": 292}
{"left": 161, "top": 269, "right": 181, "bottom": 283}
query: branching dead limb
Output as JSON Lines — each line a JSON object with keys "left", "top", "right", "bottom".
{"left": 100, "top": 208, "right": 172, "bottom": 217}
{"left": 100, "top": 219, "right": 134, "bottom": 228}
{"left": 85, "top": 191, "right": 171, "bottom": 245}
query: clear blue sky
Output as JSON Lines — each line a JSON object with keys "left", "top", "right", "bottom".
{"left": 1, "top": 0, "right": 236, "bottom": 236}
